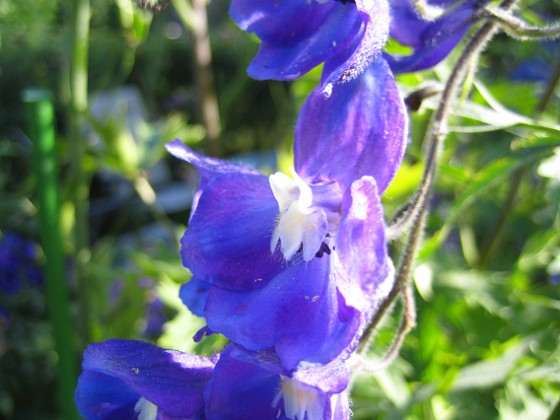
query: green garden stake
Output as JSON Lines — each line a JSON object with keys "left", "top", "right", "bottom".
{"left": 23, "top": 88, "right": 79, "bottom": 420}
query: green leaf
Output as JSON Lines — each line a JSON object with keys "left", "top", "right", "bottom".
{"left": 422, "top": 88, "right": 560, "bottom": 134}
{"left": 420, "top": 149, "right": 547, "bottom": 259}
{"left": 512, "top": 136, "right": 560, "bottom": 150}
{"left": 451, "top": 338, "right": 529, "bottom": 391}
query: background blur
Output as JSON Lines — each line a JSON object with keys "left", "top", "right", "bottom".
{"left": 0, "top": 0, "right": 559, "bottom": 418}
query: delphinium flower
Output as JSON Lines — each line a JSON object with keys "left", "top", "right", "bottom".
{"left": 385, "top": 0, "right": 489, "bottom": 74}
{"left": 75, "top": 339, "right": 217, "bottom": 419}
{"left": 230, "top": 0, "right": 390, "bottom": 95}
{"left": 143, "top": 293, "right": 167, "bottom": 339}
{"left": 75, "top": 339, "right": 352, "bottom": 419}
{"left": 167, "top": 59, "right": 407, "bottom": 370}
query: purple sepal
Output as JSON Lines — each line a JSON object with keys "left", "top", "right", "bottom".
{"left": 230, "top": 0, "right": 389, "bottom": 92}
{"left": 322, "top": 0, "right": 390, "bottom": 91}
{"left": 165, "top": 140, "right": 260, "bottom": 215}
{"left": 333, "top": 176, "right": 393, "bottom": 317}
{"left": 179, "top": 279, "right": 210, "bottom": 318}
{"left": 204, "top": 344, "right": 351, "bottom": 420}
{"left": 204, "top": 257, "right": 362, "bottom": 370}
{"left": 386, "top": 0, "right": 484, "bottom": 73}
{"left": 180, "top": 172, "right": 284, "bottom": 292}
{"left": 75, "top": 339, "right": 218, "bottom": 419}
{"left": 295, "top": 58, "right": 407, "bottom": 193}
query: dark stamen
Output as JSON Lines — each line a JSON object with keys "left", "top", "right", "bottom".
{"left": 315, "top": 242, "right": 332, "bottom": 258}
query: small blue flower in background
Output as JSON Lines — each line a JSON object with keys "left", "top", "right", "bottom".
{"left": 0, "top": 232, "right": 43, "bottom": 295}
{"left": 230, "top": 0, "right": 390, "bottom": 95}
{"left": 167, "top": 60, "right": 407, "bottom": 370}
{"left": 511, "top": 40, "right": 560, "bottom": 82}
{"left": 143, "top": 293, "right": 166, "bottom": 339}
{"left": 385, "top": 0, "right": 488, "bottom": 74}
{"left": 75, "top": 339, "right": 351, "bottom": 419}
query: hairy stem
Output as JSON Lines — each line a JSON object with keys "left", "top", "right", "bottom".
{"left": 484, "top": 6, "right": 560, "bottom": 40}
{"left": 353, "top": 285, "right": 416, "bottom": 374}
{"left": 388, "top": 0, "right": 516, "bottom": 240}
{"left": 358, "top": 203, "right": 427, "bottom": 354}
{"left": 361, "top": 0, "right": 518, "bottom": 361}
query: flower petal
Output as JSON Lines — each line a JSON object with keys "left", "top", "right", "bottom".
{"left": 204, "top": 345, "right": 281, "bottom": 419}
{"left": 179, "top": 278, "right": 210, "bottom": 317}
{"left": 322, "top": 0, "right": 390, "bottom": 91}
{"left": 165, "top": 139, "right": 260, "bottom": 215}
{"left": 181, "top": 172, "right": 284, "bottom": 291}
{"left": 166, "top": 140, "right": 260, "bottom": 182}
{"left": 230, "top": 0, "right": 362, "bottom": 83}
{"left": 75, "top": 339, "right": 217, "bottom": 419}
{"left": 205, "top": 345, "right": 351, "bottom": 420}
{"left": 333, "top": 176, "right": 393, "bottom": 314}
{"left": 385, "top": 0, "right": 480, "bottom": 73}
{"left": 295, "top": 58, "right": 407, "bottom": 194}
{"left": 204, "top": 257, "right": 361, "bottom": 369}
{"left": 75, "top": 371, "right": 140, "bottom": 419}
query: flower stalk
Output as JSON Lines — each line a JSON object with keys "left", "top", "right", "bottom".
{"left": 361, "top": 0, "right": 518, "bottom": 361}
{"left": 484, "top": 6, "right": 560, "bottom": 41}
{"left": 24, "top": 89, "right": 80, "bottom": 420}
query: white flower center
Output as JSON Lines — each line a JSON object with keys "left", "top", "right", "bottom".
{"left": 269, "top": 171, "right": 328, "bottom": 262}
{"left": 134, "top": 397, "right": 158, "bottom": 420}
{"left": 272, "top": 375, "right": 325, "bottom": 420}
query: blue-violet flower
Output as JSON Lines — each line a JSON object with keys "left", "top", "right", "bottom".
{"left": 167, "top": 59, "right": 407, "bottom": 370}
{"left": 230, "top": 0, "right": 390, "bottom": 95}
{"left": 75, "top": 339, "right": 352, "bottom": 420}
{"left": 385, "top": 0, "right": 489, "bottom": 73}
{"left": 0, "top": 232, "right": 43, "bottom": 294}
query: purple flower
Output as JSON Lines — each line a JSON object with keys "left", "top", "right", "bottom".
{"left": 75, "top": 339, "right": 217, "bottom": 419}
{"left": 230, "top": 0, "right": 390, "bottom": 95}
{"left": 385, "top": 0, "right": 487, "bottom": 74}
{"left": 207, "top": 345, "right": 351, "bottom": 420}
{"left": 0, "top": 232, "right": 43, "bottom": 294}
{"left": 167, "top": 60, "right": 406, "bottom": 370}
{"left": 143, "top": 293, "right": 167, "bottom": 339}
{"left": 75, "top": 339, "right": 352, "bottom": 420}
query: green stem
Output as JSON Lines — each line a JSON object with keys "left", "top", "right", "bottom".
{"left": 388, "top": 0, "right": 517, "bottom": 240}
{"left": 24, "top": 89, "right": 79, "bottom": 420}
{"left": 70, "top": 0, "right": 92, "bottom": 344}
{"left": 357, "top": 201, "right": 426, "bottom": 354}
{"left": 360, "top": 0, "right": 518, "bottom": 357}
{"left": 353, "top": 285, "right": 416, "bottom": 373}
